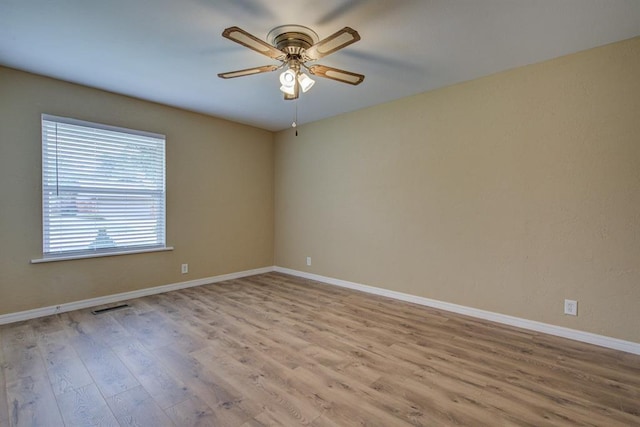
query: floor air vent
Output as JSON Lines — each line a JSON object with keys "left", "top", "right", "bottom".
{"left": 91, "top": 304, "right": 130, "bottom": 315}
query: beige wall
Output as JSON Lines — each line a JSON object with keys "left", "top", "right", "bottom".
{"left": 1, "top": 37, "right": 639, "bottom": 343}
{"left": 0, "top": 66, "right": 274, "bottom": 315}
{"left": 274, "top": 37, "right": 640, "bottom": 343}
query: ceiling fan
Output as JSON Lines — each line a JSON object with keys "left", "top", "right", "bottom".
{"left": 218, "top": 25, "right": 365, "bottom": 100}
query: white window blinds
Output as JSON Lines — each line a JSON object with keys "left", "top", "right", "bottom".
{"left": 41, "top": 114, "right": 166, "bottom": 258}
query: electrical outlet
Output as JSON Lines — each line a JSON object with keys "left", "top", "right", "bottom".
{"left": 564, "top": 299, "right": 577, "bottom": 316}
{"left": 306, "top": 256, "right": 311, "bottom": 266}
{"left": 181, "top": 264, "right": 188, "bottom": 274}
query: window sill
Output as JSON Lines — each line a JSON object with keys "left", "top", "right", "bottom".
{"left": 31, "top": 246, "right": 174, "bottom": 264}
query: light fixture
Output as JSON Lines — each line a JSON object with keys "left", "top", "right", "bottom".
{"left": 219, "top": 25, "right": 365, "bottom": 101}
{"left": 279, "top": 69, "right": 297, "bottom": 95}
{"left": 297, "top": 72, "right": 315, "bottom": 93}
{"left": 279, "top": 62, "right": 315, "bottom": 98}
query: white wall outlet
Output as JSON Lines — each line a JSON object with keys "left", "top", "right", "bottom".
{"left": 306, "top": 256, "right": 312, "bottom": 266}
{"left": 181, "top": 263, "right": 188, "bottom": 274}
{"left": 564, "top": 299, "right": 577, "bottom": 316}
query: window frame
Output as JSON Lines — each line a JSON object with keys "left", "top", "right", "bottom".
{"left": 32, "top": 114, "right": 172, "bottom": 263}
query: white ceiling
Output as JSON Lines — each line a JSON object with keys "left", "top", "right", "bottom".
{"left": 1, "top": 0, "right": 639, "bottom": 131}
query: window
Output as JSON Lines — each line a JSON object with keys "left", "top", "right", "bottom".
{"left": 40, "top": 114, "right": 166, "bottom": 260}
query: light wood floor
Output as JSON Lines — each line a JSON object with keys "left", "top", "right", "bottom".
{"left": 1, "top": 273, "right": 639, "bottom": 426}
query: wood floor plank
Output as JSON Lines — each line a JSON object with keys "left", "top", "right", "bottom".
{"left": 239, "top": 418, "right": 270, "bottom": 427}
{"left": 192, "top": 345, "right": 323, "bottom": 425}
{"left": 1, "top": 323, "right": 47, "bottom": 384}
{"left": 110, "top": 337, "right": 191, "bottom": 409}
{"left": 200, "top": 328, "right": 431, "bottom": 426}
{"left": 111, "top": 307, "right": 206, "bottom": 353}
{"left": 154, "top": 345, "right": 257, "bottom": 425}
{"left": 36, "top": 329, "right": 94, "bottom": 396}
{"left": 29, "top": 315, "right": 64, "bottom": 337}
{"left": 5, "top": 375, "right": 64, "bottom": 427}
{"left": 106, "top": 385, "right": 174, "bottom": 426}
{"left": 60, "top": 308, "right": 132, "bottom": 348}
{"left": 56, "top": 383, "right": 119, "bottom": 426}
{"left": 164, "top": 395, "right": 219, "bottom": 427}
{"left": 69, "top": 332, "right": 140, "bottom": 398}
{"left": 1, "top": 271, "right": 639, "bottom": 426}
{"left": 385, "top": 340, "right": 639, "bottom": 425}
{"left": 292, "top": 366, "right": 419, "bottom": 427}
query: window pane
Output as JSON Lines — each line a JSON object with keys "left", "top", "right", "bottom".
{"left": 42, "top": 115, "right": 166, "bottom": 257}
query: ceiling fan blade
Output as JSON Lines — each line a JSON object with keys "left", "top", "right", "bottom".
{"left": 222, "top": 26, "right": 286, "bottom": 60}
{"left": 218, "top": 65, "right": 279, "bottom": 79}
{"left": 307, "top": 65, "right": 365, "bottom": 85}
{"left": 304, "top": 27, "right": 361, "bottom": 60}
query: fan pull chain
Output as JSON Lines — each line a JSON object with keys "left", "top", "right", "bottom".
{"left": 292, "top": 100, "right": 298, "bottom": 136}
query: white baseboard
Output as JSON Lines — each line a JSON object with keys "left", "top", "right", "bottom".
{"left": 274, "top": 266, "right": 640, "bottom": 356}
{"left": 4, "top": 265, "right": 638, "bottom": 356}
{"left": 0, "top": 266, "right": 274, "bottom": 325}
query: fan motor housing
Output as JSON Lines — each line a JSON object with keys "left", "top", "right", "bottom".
{"left": 268, "top": 25, "right": 319, "bottom": 57}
